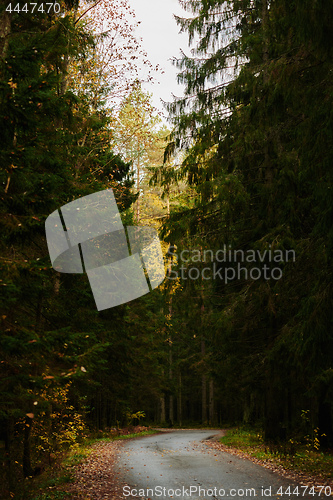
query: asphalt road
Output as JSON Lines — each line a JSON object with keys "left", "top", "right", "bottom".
{"left": 117, "top": 430, "right": 323, "bottom": 500}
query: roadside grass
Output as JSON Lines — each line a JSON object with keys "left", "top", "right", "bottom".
{"left": 27, "top": 428, "right": 158, "bottom": 500}
{"left": 220, "top": 427, "right": 333, "bottom": 482}
{"left": 97, "top": 429, "right": 156, "bottom": 441}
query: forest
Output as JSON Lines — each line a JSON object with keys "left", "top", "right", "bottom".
{"left": 1, "top": 0, "right": 333, "bottom": 496}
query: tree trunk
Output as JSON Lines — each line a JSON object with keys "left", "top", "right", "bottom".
{"left": 202, "top": 375, "right": 207, "bottom": 424}
{"left": 166, "top": 185, "right": 170, "bottom": 216}
{"left": 160, "top": 396, "right": 166, "bottom": 423}
{"left": 0, "top": 9, "right": 10, "bottom": 62}
{"left": 23, "top": 416, "right": 34, "bottom": 477}
{"left": 201, "top": 340, "right": 207, "bottom": 424}
{"left": 264, "top": 365, "right": 286, "bottom": 442}
{"left": 168, "top": 293, "right": 173, "bottom": 426}
{"left": 58, "top": 6, "right": 78, "bottom": 96}
{"left": 318, "top": 387, "right": 333, "bottom": 447}
{"left": 261, "top": 0, "right": 269, "bottom": 71}
{"left": 261, "top": 0, "right": 273, "bottom": 187}
{"left": 169, "top": 344, "right": 174, "bottom": 425}
{"left": 1, "top": 417, "right": 13, "bottom": 488}
{"left": 209, "top": 379, "right": 215, "bottom": 425}
{"left": 177, "top": 371, "right": 182, "bottom": 426}
{"left": 136, "top": 150, "right": 140, "bottom": 223}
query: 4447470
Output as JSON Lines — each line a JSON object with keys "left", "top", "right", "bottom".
{"left": 5, "top": 2, "right": 61, "bottom": 14}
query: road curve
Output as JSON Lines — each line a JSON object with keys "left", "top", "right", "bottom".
{"left": 116, "top": 430, "right": 320, "bottom": 500}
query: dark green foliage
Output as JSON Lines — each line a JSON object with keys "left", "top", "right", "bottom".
{"left": 0, "top": 4, "right": 148, "bottom": 497}
{"left": 162, "top": 0, "right": 333, "bottom": 443}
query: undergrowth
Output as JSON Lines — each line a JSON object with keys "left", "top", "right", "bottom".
{"left": 220, "top": 427, "right": 333, "bottom": 482}
{"left": 22, "top": 428, "right": 158, "bottom": 500}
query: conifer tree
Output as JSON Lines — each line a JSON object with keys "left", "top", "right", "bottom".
{"left": 162, "top": 0, "right": 333, "bottom": 441}
{"left": 0, "top": 1, "right": 138, "bottom": 488}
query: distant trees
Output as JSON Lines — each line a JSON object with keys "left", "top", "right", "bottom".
{"left": 112, "top": 82, "right": 161, "bottom": 222}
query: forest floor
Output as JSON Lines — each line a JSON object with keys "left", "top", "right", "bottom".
{"left": 31, "top": 427, "right": 333, "bottom": 500}
{"left": 29, "top": 427, "right": 157, "bottom": 500}
{"left": 62, "top": 438, "right": 131, "bottom": 499}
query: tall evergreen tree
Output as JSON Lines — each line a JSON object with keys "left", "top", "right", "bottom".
{"left": 0, "top": 1, "right": 138, "bottom": 491}
{"left": 161, "top": 0, "right": 333, "bottom": 442}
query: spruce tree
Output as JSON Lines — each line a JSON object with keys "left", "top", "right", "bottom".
{"left": 162, "top": 0, "right": 333, "bottom": 441}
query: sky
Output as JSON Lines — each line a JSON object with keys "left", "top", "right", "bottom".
{"left": 128, "top": 0, "right": 190, "bottom": 123}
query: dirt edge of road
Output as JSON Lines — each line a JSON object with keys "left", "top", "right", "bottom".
{"left": 205, "top": 440, "right": 333, "bottom": 491}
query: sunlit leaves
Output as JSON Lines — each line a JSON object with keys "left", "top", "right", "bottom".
{"left": 69, "top": 0, "right": 161, "bottom": 108}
